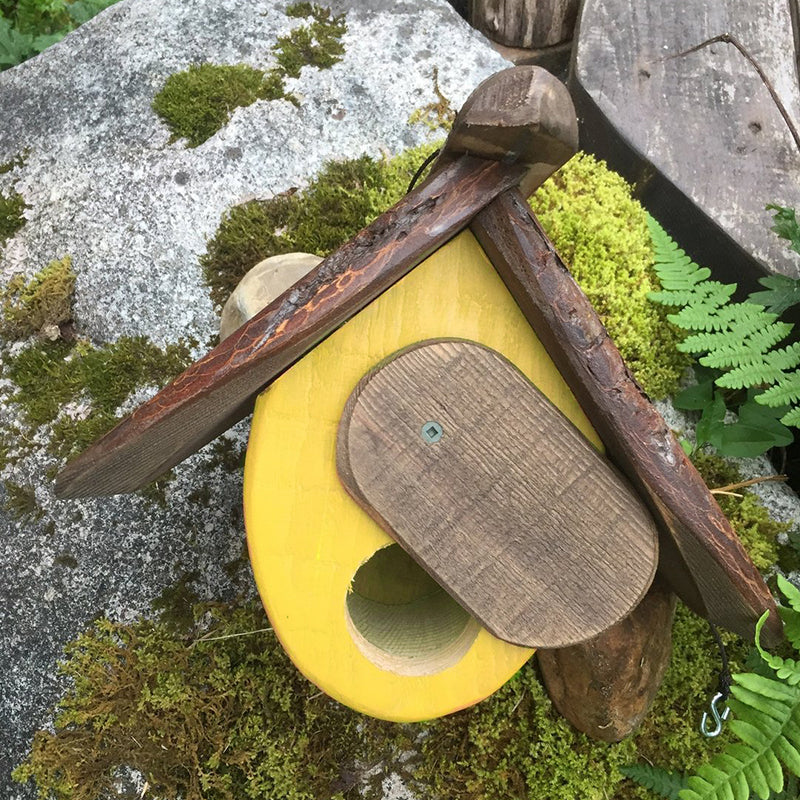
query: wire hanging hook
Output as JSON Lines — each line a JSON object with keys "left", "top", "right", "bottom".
{"left": 700, "top": 691, "right": 731, "bottom": 738}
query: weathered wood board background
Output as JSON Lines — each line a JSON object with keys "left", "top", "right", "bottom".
{"left": 571, "top": 0, "right": 800, "bottom": 282}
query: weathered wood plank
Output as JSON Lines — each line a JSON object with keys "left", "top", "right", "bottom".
{"left": 337, "top": 339, "right": 658, "bottom": 648}
{"left": 470, "top": 188, "right": 782, "bottom": 645}
{"left": 54, "top": 156, "right": 526, "bottom": 498}
{"left": 571, "top": 0, "right": 800, "bottom": 283}
{"left": 468, "top": 0, "right": 579, "bottom": 49}
{"left": 537, "top": 578, "right": 676, "bottom": 742}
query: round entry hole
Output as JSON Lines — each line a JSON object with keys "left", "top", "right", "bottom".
{"left": 345, "top": 544, "right": 480, "bottom": 677}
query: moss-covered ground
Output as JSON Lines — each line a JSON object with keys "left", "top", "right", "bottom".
{"left": 11, "top": 587, "right": 754, "bottom": 800}
{"left": 152, "top": 3, "right": 346, "bottom": 147}
{"left": 1, "top": 255, "right": 74, "bottom": 338}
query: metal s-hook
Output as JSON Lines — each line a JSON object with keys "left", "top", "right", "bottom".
{"left": 701, "top": 692, "right": 731, "bottom": 738}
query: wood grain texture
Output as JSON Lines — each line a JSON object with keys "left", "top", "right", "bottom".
{"left": 571, "top": 0, "right": 800, "bottom": 279}
{"left": 337, "top": 339, "right": 658, "bottom": 649}
{"left": 469, "top": 0, "right": 579, "bottom": 48}
{"left": 470, "top": 189, "right": 783, "bottom": 645}
{"left": 433, "top": 66, "right": 578, "bottom": 197}
{"left": 537, "top": 578, "right": 676, "bottom": 742}
{"left": 55, "top": 156, "right": 526, "bottom": 498}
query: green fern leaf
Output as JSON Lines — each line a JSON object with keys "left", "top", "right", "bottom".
{"left": 767, "top": 205, "right": 800, "bottom": 257}
{"left": 649, "top": 288, "right": 707, "bottom": 306}
{"left": 778, "top": 575, "right": 800, "bottom": 615}
{"left": 750, "top": 274, "right": 800, "bottom": 315}
{"left": 679, "top": 607, "right": 800, "bottom": 800}
{"left": 621, "top": 763, "right": 687, "bottom": 799}
{"left": 716, "top": 346, "right": 800, "bottom": 390}
{"left": 759, "top": 373, "right": 800, "bottom": 407}
{"left": 780, "top": 406, "right": 800, "bottom": 428}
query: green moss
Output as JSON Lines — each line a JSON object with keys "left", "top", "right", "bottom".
{"left": 1, "top": 255, "right": 75, "bottom": 339}
{"left": 275, "top": 3, "right": 346, "bottom": 79}
{"left": 0, "top": 186, "right": 26, "bottom": 248}
{"left": 0, "top": 150, "right": 27, "bottom": 174}
{"left": 15, "top": 589, "right": 752, "bottom": 800}
{"left": 2, "top": 480, "right": 40, "bottom": 520}
{"left": 530, "top": 153, "right": 690, "bottom": 399}
{"left": 200, "top": 141, "right": 441, "bottom": 308}
{"left": 690, "top": 451, "right": 788, "bottom": 571}
{"left": 152, "top": 64, "right": 286, "bottom": 148}
{"left": 2, "top": 335, "right": 192, "bottom": 460}
{"left": 152, "top": 4, "right": 346, "bottom": 147}
{"left": 12, "top": 600, "right": 398, "bottom": 800}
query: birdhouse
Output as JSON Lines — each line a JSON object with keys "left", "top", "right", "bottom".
{"left": 55, "top": 66, "right": 782, "bottom": 740}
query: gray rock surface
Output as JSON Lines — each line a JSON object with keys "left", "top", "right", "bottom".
{"left": 0, "top": 0, "right": 508, "bottom": 795}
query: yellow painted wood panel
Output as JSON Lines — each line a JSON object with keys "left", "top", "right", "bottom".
{"left": 244, "top": 229, "right": 603, "bottom": 722}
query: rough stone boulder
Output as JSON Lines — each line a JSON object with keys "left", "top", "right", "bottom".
{"left": 0, "top": 0, "right": 508, "bottom": 794}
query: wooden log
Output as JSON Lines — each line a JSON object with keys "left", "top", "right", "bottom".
{"left": 469, "top": 0, "right": 579, "bottom": 49}
{"left": 336, "top": 339, "right": 658, "bottom": 648}
{"left": 54, "top": 156, "right": 526, "bottom": 498}
{"left": 537, "top": 578, "right": 676, "bottom": 742}
{"left": 469, "top": 188, "right": 782, "bottom": 646}
{"left": 433, "top": 65, "right": 578, "bottom": 196}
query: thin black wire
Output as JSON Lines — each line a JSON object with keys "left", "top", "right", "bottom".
{"left": 709, "top": 622, "right": 732, "bottom": 699}
{"left": 406, "top": 148, "right": 441, "bottom": 194}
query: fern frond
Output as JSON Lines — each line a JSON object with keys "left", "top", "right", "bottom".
{"left": 678, "top": 612, "right": 800, "bottom": 800}
{"left": 780, "top": 406, "right": 800, "bottom": 428}
{"left": 621, "top": 763, "right": 687, "bottom": 799}
{"left": 758, "top": 372, "right": 800, "bottom": 406}
{"left": 777, "top": 576, "right": 800, "bottom": 651}
{"left": 715, "top": 345, "right": 800, "bottom": 389}
{"left": 699, "top": 323, "right": 794, "bottom": 370}
{"left": 648, "top": 288, "right": 707, "bottom": 307}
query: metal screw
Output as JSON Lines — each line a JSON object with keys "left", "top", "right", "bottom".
{"left": 420, "top": 421, "right": 443, "bottom": 444}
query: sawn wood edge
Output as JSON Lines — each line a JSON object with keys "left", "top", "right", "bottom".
{"left": 470, "top": 188, "right": 782, "bottom": 645}
{"left": 55, "top": 156, "right": 526, "bottom": 498}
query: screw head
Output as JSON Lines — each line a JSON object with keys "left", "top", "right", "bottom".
{"left": 420, "top": 421, "right": 443, "bottom": 444}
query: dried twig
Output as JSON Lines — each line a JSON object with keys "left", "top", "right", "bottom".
{"left": 710, "top": 474, "right": 788, "bottom": 495}
{"left": 662, "top": 32, "right": 800, "bottom": 153}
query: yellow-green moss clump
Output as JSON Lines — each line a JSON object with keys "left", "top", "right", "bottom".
{"left": 153, "top": 64, "right": 286, "bottom": 147}
{"left": 2, "top": 335, "right": 193, "bottom": 461}
{"left": 153, "top": 4, "right": 346, "bottom": 147}
{"left": 0, "top": 186, "right": 26, "bottom": 247}
{"left": 200, "top": 142, "right": 440, "bottom": 307}
{"left": 14, "top": 586, "right": 754, "bottom": 800}
{"left": 1, "top": 255, "right": 75, "bottom": 338}
{"left": 530, "top": 153, "right": 690, "bottom": 398}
